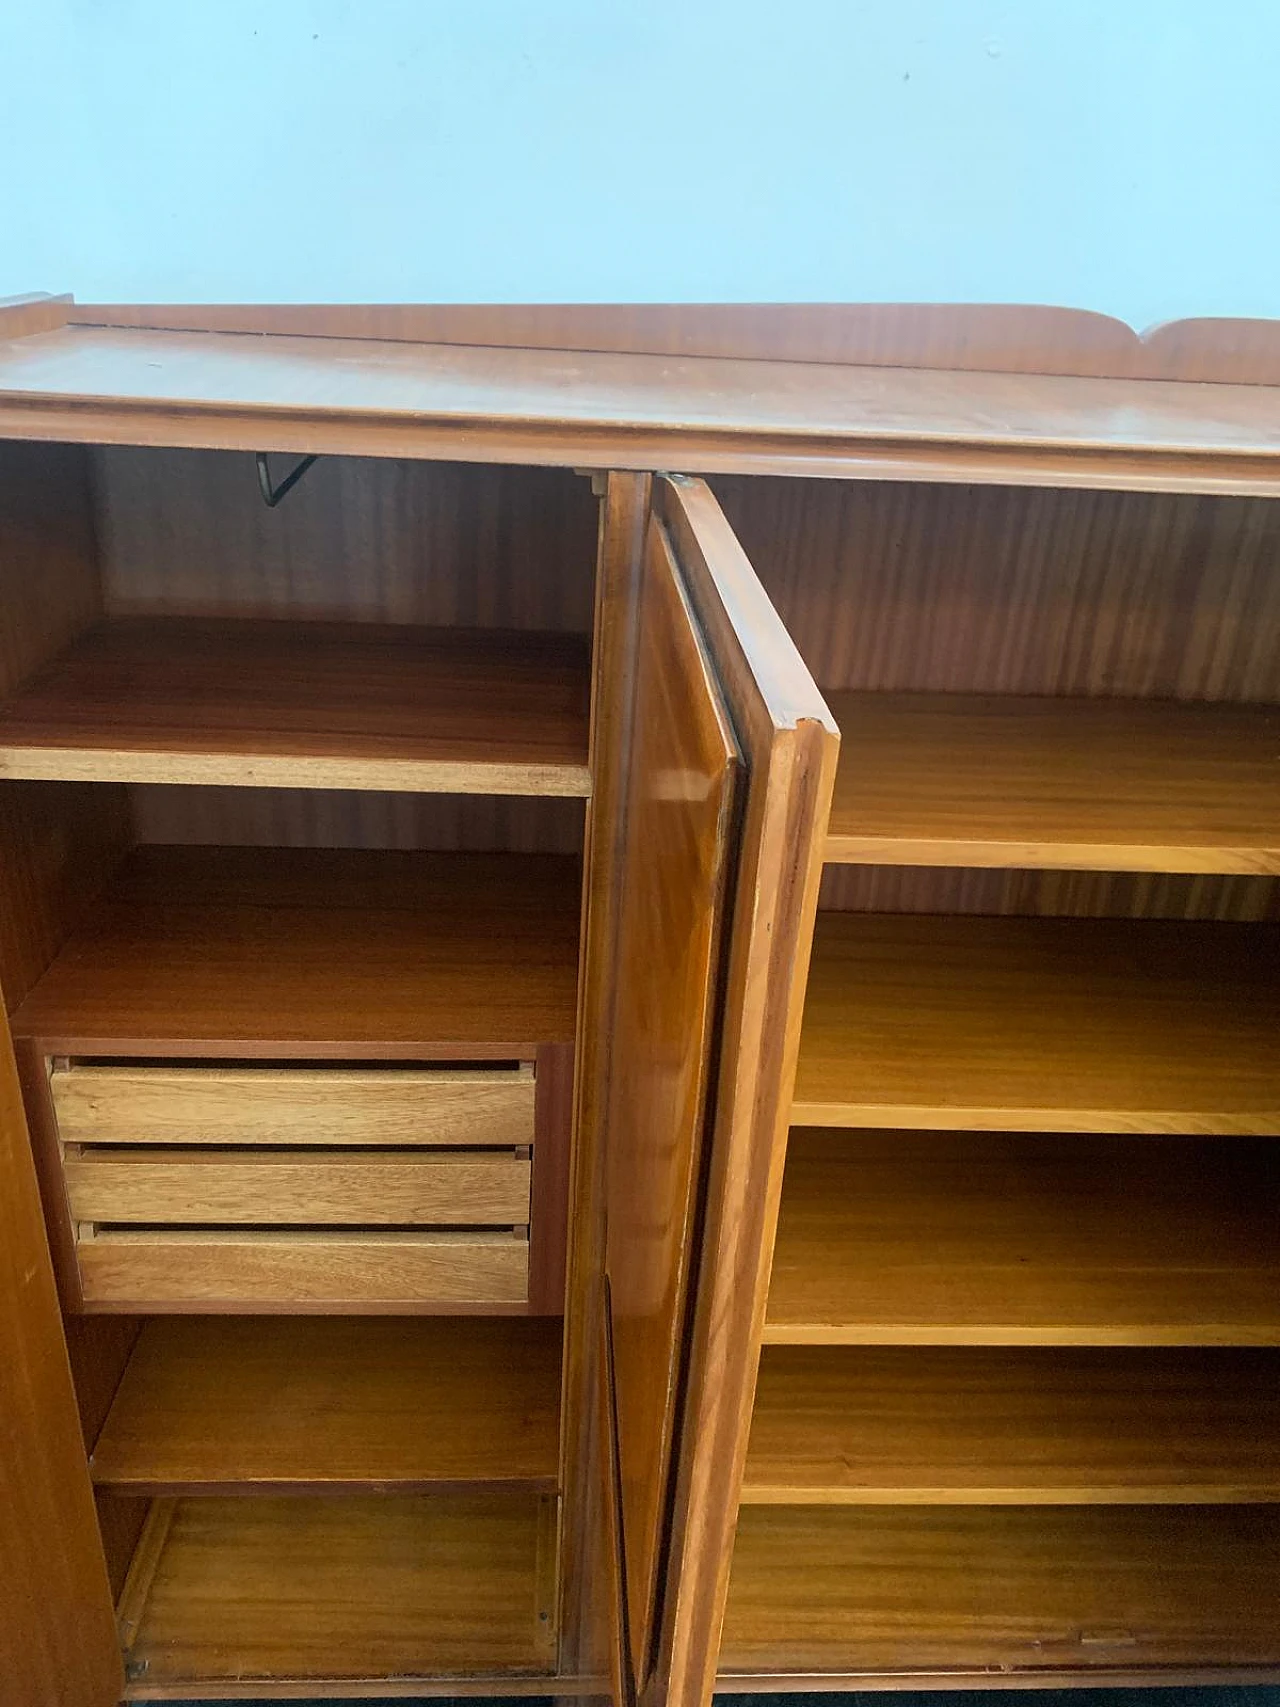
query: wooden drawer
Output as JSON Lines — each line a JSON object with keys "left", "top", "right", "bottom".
{"left": 64, "top": 1149, "right": 532, "bottom": 1226}
{"left": 45, "top": 1058, "right": 548, "bottom": 1311}
{"left": 51, "top": 1062, "right": 536, "bottom": 1147}
{"left": 76, "top": 1230, "right": 529, "bottom": 1308}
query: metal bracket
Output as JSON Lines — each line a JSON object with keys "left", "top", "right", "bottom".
{"left": 256, "top": 451, "right": 318, "bottom": 507}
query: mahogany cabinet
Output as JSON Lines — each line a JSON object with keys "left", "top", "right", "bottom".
{"left": 0, "top": 294, "right": 1277, "bottom": 1705}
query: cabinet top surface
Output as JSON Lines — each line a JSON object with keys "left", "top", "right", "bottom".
{"left": 1, "top": 323, "right": 1279, "bottom": 491}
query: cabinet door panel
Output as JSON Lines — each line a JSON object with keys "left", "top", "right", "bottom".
{"left": 566, "top": 473, "right": 836, "bottom": 1706}
{"left": 603, "top": 495, "right": 741, "bottom": 1683}
{"left": 650, "top": 477, "right": 839, "bottom": 1707}
{"left": 0, "top": 1017, "right": 122, "bottom": 1707}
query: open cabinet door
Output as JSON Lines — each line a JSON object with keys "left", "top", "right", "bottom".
{"left": 646, "top": 479, "right": 838, "bottom": 1707}
{"left": 560, "top": 473, "right": 837, "bottom": 1707}
{"left": 0, "top": 1015, "right": 122, "bottom": 1707}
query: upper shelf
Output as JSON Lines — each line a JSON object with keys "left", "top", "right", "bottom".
{"left": 0, "top": 617, "right": 592, "bottom": 796}
{"left": 825, "top": 692, "right": 1280, "bottom": 873}
{"left": 11, "top": 844, "right": 581, "bottom": 1056}
{"left": 794, "top": 912, "right": 1280, "bottom": 1133}
{"left": 1, "top": 322, "right": 1280, "bottom": 492}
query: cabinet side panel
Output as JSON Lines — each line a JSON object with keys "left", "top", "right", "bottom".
{"left": 0, "top": 1014, "right": 122, "bottom": 1707}
{"left": 0, "top": 440, "right": 131, "bottom": 1010}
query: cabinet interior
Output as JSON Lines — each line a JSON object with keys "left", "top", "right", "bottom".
{"left": 0, "top": 438, "right": 597, "bottom": 1689}
{"left": 3, "top": 405, "right": 1278, "bottom": 1696}
{"left": 711, "top": 471, "right": 1280, "bottom": 1681}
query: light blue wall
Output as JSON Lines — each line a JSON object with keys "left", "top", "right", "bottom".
{"left": 3, "top": 1, "right": 1278, "bottom": 327}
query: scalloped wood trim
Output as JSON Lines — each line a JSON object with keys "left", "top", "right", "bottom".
{"left": 58, "top": 300, "right": 1280, "bottom": 385}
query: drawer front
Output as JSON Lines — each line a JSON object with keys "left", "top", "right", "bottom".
{"left": 64, "top": 1149, "right": 532, "bottom": 1226}
{"left": 51, "top": 1063, "right": 536, "bottom": 1147}
{"left": 76, "top": 1230, "right": 529, "bottom": 1308}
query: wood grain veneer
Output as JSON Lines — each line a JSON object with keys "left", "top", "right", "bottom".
{"left": 650, "top": 480, "right": 839, "bottom": 1707}
{"left": 794, "top": 913, "right": 1280, "bottom": 1131}
{"left": 0, "top": 292, "right": 71, "bottom": 339}
{"left": 824, "top": 693, "right": 1280, "bottom": 872}
{"left": 64, "top": 1148, "right": 532, "bottom": 1227}
{"left": 0, "top": 1017, "right": 121, "bottom": 1705}
{"left": 816, "top": 864, "right": 1279, "bottom": 921}
{"left": 52, "top": 1062, "right": 536, "bottom": 1147}
{"left": 744, "top": 1346, "right": 1280, "bottom": 1503}
{"left": 603, "top": 492, "right": 739, "bottom": 1679}
{"left": 3, "top": 324, "right": 1280, "bottom": 491}
{"left": 66, "top": 303, "right": 1280, "bottom": 385}
{"left": 0, "top": 617, "right": 591, "bottom": 795}
{"left": 0, "top": 783, "right": 133, "bottom": 1014}
{"left": 65, "top": 302, "right": 1145, "bottom": 375}
{"left": 716, "top": 478, "right": 1280, "bottom": 705}
{"left": 118, "top": 1492, "right": 555, "bottom": 1683}
{"left": 528, "top": 1041, "right": 573, "bottom": 1315}
{"left": 766, "top": 1130, "right": 1280, "bottom": 1346}
{"left": 1143, "top": 317, "right": 1280, "bottom": 385}
{"left": 0, "top": 438, "right": 131, "bottom": 1012}
{"left": 93, "top": 448, "right": 597, "bottom": 632}
{"left": 11, "top": 846, "right": 580, "bottom": 1057}
{"left": 557, "top": 470, "right": 649, "bottom": 1687}
{"left": 89, "top": 442, "right": 598, "bottom": 858}
{"left": 76, "top": 1228, "right": 529, "bottom": 1312}
{"left": 127, "top": 784, "right": 587, "bottom": 857}
{"left": 721, "top": 1505, "right": 1280, "bottom": 1674}
{"left": 91, "top": 1317, "right": 560, "bottom": 1493}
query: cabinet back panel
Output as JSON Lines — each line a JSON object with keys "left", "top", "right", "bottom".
{"left": 715, "top": 478, "right": 1280, "bottom": 703}
{"left": 94, "top": 449, "right": 598, "bottom": 632}
{"left": 129, "top": 784, "right": 585, "bottom": 854}
{"left": 818, "top": 864, "right": 1279, "bottom": 920}
{"left": 715, "top": 476, "right": 1280, "bottom": 921}
{"left": 91, "top": 449, "right": 597, "bottom": 855}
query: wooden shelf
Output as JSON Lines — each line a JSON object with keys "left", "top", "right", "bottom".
{"left": 92, "top": 1317, "right": 560, "bottom": 1493}
{"left": 721, "top": 1504, "right": 1280, "bottom": 1675}
{"left": 765, "top": 1130, "right": 1280, "bottom": 1346}
{"left": 115, "top": 1492, "right": 555, "bottom": 1685}
{"left": 744, "top": 1346, "right": 1280, "bottom": 1502}
{"left": 11, "top": 845, "right": 580, "bottom": 1056}
{"left": 824, "top": 692, "right": 1280, "bottom": 873}
{"left": 794, "top": 912, "right": 1280, "bottom": 1131}
{"left": 0, "top": 616, "right": 592, "bottom": 795}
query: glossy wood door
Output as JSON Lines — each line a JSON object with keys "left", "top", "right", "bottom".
{"left": 563, "top": 474, "right": 836, "bottom": 1707}
{"left": 649, "top": 479, "right": 839, "bottom": 1707}
{"left": 0, "top": 1013, "right": 121, "bottom": 1707}
{"left": 602, "top": 483, "right": 741, "bottom": 1687}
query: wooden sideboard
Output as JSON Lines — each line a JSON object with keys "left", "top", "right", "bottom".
{"left": 0, "top": 293, "right": 1277, "bottom": 1706}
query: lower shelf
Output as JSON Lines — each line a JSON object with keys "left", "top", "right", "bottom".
{"left": 721, "top": 1504, "right": 1280, "bottom": 1676}
{"left": 117, "top": 1492, "right": 557, "bottom": 1686}
{"left": 92, "top": 1316, "right": 562, "bottom": 1493}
